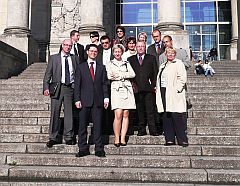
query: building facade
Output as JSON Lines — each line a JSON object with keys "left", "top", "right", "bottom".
{"left": 0, "top": 0, "right": 238, "bottom": 62}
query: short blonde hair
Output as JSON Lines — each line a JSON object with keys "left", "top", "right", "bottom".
{"left": 165, "top": 46, "right": 176, "bottom": 54}
{"left": 112, "top": 44, "right": 125, "bottom": 54}
{"left": 138, "top": 32, "right": 147, "bottom": 42}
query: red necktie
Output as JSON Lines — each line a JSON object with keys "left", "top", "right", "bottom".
{"left": 157, "top": 44, "right": 161, "bottom": 55}
{"left": 139, "top": 55, "right": 143, "bottom": 65}
{"left": 90, "top": 62, "right": 94, "bottom": 81}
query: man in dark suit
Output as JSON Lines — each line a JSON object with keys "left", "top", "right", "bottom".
{"left": 147, "top": 29, "right": 165, "bottom": 67}
{"left": 128, "top": 41, "right": 159, "bottom": 136}
{"left": 96, "top": 35, "right": 114, "bottom": 135}
{"left": 70, "top": 30, "right": 85, "bottom": 63}
{"left": 43, "top": 39, "right": 79, "bottom": 148}
{"left": 74, "top": 44, "right": 109, "bottom": 157}
{"left": 97, "top": 35, "right": 114, "bottom": 66}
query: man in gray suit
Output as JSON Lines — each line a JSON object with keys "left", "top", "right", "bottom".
{"left": 43, "top": 39, "right": 80, "bottom": 148}
{"left": 159, "top": 35, "right": 191, "bottom": 69}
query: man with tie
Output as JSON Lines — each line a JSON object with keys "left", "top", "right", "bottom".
{"left": 128, "top": 41, "right": 159, "bottom": 136}
{"left": 147, "top": 29, "right": 165, "bottom": 67}
{"left": 74, "top": 44, "right": 109, "bottom": 157}
{"left": 70, "top": 30, "right": 85, "bottom": 63}
{"left": 43, "top": 39, "right": 79, "bottom": 148}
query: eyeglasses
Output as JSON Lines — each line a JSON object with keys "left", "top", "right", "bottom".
{"left": 101, "top": 41, "right": 109, "bottom": 44}
{"left": 117, "top": 30, "right": 123, "bottom": 33}
{"left": 90, "top": 35, "right": 98, "bottom": 38}
{"left": 63, "top": 44, "right": 72, "bottom": 47}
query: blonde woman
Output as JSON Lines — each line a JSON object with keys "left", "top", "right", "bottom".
{"left": 106, "top": 44, "right": 136, "bottom": 147}
{"left": 156, "top": 47, "right": 188, "bottom": 147}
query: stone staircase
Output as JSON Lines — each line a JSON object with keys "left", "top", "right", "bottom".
{"left": 0, "top": 61, "right": 240, "bottom": 185}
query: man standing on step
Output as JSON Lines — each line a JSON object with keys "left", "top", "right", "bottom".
{"left": 43, "top": 39, "right": 79, "bottom": 148}
{"left": 74, "top": 44, "right": 109, "bottom": 157}
{"left": 128, "top": 41, "right": 159, "bottom": 136}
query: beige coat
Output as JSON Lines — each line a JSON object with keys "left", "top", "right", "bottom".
{"left": 156, "top": 58, "right": 187, "bottom": 113}
{"left": 106, "top": 59, "right": 136, "bottom": 110}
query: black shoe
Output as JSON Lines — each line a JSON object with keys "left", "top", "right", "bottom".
{"left": 46, "top": 140, "right": 62, "bottom": 148}
{"left": 114, "top": 143, "right": 121, "bottom": 147}
{"left": 150, "top": 132, "right": 159, "bottom": 136}
{"left": 75, "top": 151, "right": 90, "bottom": 157}
{"left": 95, "top": 150, "right": 106, "bottom": 157}
{"left": 120, "top": 142, "right": 127, "bottom": 146}
{"left": 66, "top": 139, "right": 76, "bottom": 145}
{"left": 164, "top": 142, "right": 176, "bottom": 146}
{"left": 178, "top": 143, "right": 189, "bottom": 147}
{"left": 137, "top": 132, "right": 147, "bottom": 136}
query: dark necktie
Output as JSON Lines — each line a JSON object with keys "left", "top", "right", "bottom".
{"left": 64, "top": 55, "right": 70, "bottom": 85}
{"left": 89, "top": 62, "right": 94, "bottom": 81}
{"left": 157, "top": 43, "right": 161, "bottom": 55}
{"left": 139, "top": 55, "right": 143, "bottom": 65}
{"left": 74, "top": 43, "right": 78, "bottom": 56}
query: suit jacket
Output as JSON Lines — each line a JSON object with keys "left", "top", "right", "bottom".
{"left": 59, "top": 43, "right": 85, "bottom": 63}
{"left": 74, "top": 61, "right": 109, "bottom": 107}
{"left": 159, "top": 48, "right": 191, "bottom": 69}
{"left": 43, "top": 53, "right": 79, "bottom": 98}
{"left": 128, "top": 54, "right": 158, "bottom": 92}
{"left": 147, "top": 43, "right": 165, "bottom": 67}
{"left": 96, "top": 46, "right": 114, "bottom": 66}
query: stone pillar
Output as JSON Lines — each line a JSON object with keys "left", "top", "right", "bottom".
{"left": 157, "top": 0, "right": 181, "bottom": 30}
{"left": 156, "top": 0, "right": 189, "bottom": 52}
{"left": 78, "top": 0, "right": 105, "bottom": 45}
{"left": 230, "top": 0, "right": 238, "bottom": 60}
{"left": 238, "top": 0, "right": 240, "bottom": 60}
{"left": 4, "top": 0, "right": 30, "bottom": 34}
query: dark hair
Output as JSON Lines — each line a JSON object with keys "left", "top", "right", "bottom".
{"left": 70, "top": 30, "right": 79, "bottom": 37}
{"left": 127, "top": 36, "right": 136, "bottom": 45}
{"left": 100, "top": 35, "right": 110, "bottom": 42}
{"left": 90, "top": 31, "right": 99, "bottom": 37}
{"left": 116, "top": 25, "right": 125, "bottom": 35}
{"left": 86, "top": 44, "right": 99, "bottom": 51}
{"left": 152, "top": 29, "right": 161, "bottom": 35}
{"left": 163, "top": 35, "right": 173, "bottom": 41}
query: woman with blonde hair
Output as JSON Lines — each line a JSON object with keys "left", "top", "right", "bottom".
{"left": 156, "top": 47, "right": 188, "bottom": 147}
{"left": 105, "top": 44, "right": 136, "bottom": 147}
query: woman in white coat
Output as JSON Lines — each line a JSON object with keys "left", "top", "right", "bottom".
{"left": 105, "top": 44, "right": 136, "bottom": 147}
{"left": 156, "top": 47, "right": 188, "bottom": 147}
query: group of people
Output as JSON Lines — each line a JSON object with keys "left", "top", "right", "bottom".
{"left": 43, "top": 26, "right": 190, "bottom": 158}
{"left": 195, "top": 59, "right": 215, "bottom": 77}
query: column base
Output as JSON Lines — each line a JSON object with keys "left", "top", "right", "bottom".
{"left": 4, "top": 26, "right": 30, "bottom": 35}
{"left": 230, "top": 38, "right": 238, "bottom": 60}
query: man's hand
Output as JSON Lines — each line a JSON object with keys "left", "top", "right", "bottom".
{"left": 44, "top": 90, "right": 50, "bottom": 96}
{"left": 75, "top": 101, "right": 82, "bottom": 109}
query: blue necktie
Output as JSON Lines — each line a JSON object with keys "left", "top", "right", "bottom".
{"left": 64, "top": 55, "right": 70, "bottom": 85}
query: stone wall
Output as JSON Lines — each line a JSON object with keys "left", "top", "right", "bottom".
{"left": 0, "top": 41, "right": 27, "bottom": 79}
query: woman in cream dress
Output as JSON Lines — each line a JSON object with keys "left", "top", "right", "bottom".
{"left": 105, "top": 44, "right": 136, "bottom": 147}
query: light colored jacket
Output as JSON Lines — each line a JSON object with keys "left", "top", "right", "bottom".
{"left": 156, "top": 58, "right": 187, "bottom": 113}
{"left": 106, "top": 59, "right": 136, "bottom": 99}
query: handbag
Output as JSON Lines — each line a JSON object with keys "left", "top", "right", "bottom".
{"left": 49, "top": 82, "right": 59, "bottom": 96}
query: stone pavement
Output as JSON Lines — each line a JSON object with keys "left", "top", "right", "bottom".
{"left": 0, "top": 61, "right": 240, "bottom": 184}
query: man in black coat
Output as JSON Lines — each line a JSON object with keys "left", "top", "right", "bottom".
{"left": 128, "top": 41, "right": 159, "bottom": 136}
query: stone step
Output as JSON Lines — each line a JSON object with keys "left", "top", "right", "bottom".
{"left": 2, "top": 143, "right": 240, "bottom": 157}
{"left": 189, "top": 104, "right": 240, "bottom": 111}
{"left": 0, "top": 103, "right": 49, "bottom": 111}
{"left": 187, "top": 117, "right": 240, "bottom": 126}
{"left": 191, "top": 111, "right": 240, "bottom": 118}
{"left": 0, "top": 111, "right": 50, "bottom": 118}
{"left": 5, "top": 154, "right": 240, "bottom": 170}
{"left": 188, "top": 87, "right": 240, "bottom": 93}
{"left": 1, "top": 133, "right": 240, "bottom": 145}
{"left": 4, "top": 166, "right": 209, "bottom": 183}
{"left": 1, "top": 124, "right": 239, "bottom": 136}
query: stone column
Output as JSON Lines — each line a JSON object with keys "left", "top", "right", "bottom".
{"left": 157, "top": 0, "right": 181, "bottom": 30}
{"left": 230, "top": 0, "right": 238, "bottom": 60}
{"left": 156, "top": 0, "right": 189, "bottom": 52}
{"left": 4, "top": 0, "right": 30, "bottom": 34}
{"left": 78, "top": 0, "right": 105, "bottom": 45}
{"left": 238, "top": 0, "right": 240, "bottom": 60}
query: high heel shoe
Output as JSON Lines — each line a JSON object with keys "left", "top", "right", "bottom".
{"left": 120, "top": 142, "right": 127, "bottom": 146}
{"left": 114, "top": 143, "right": 120, "bottom": 147}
